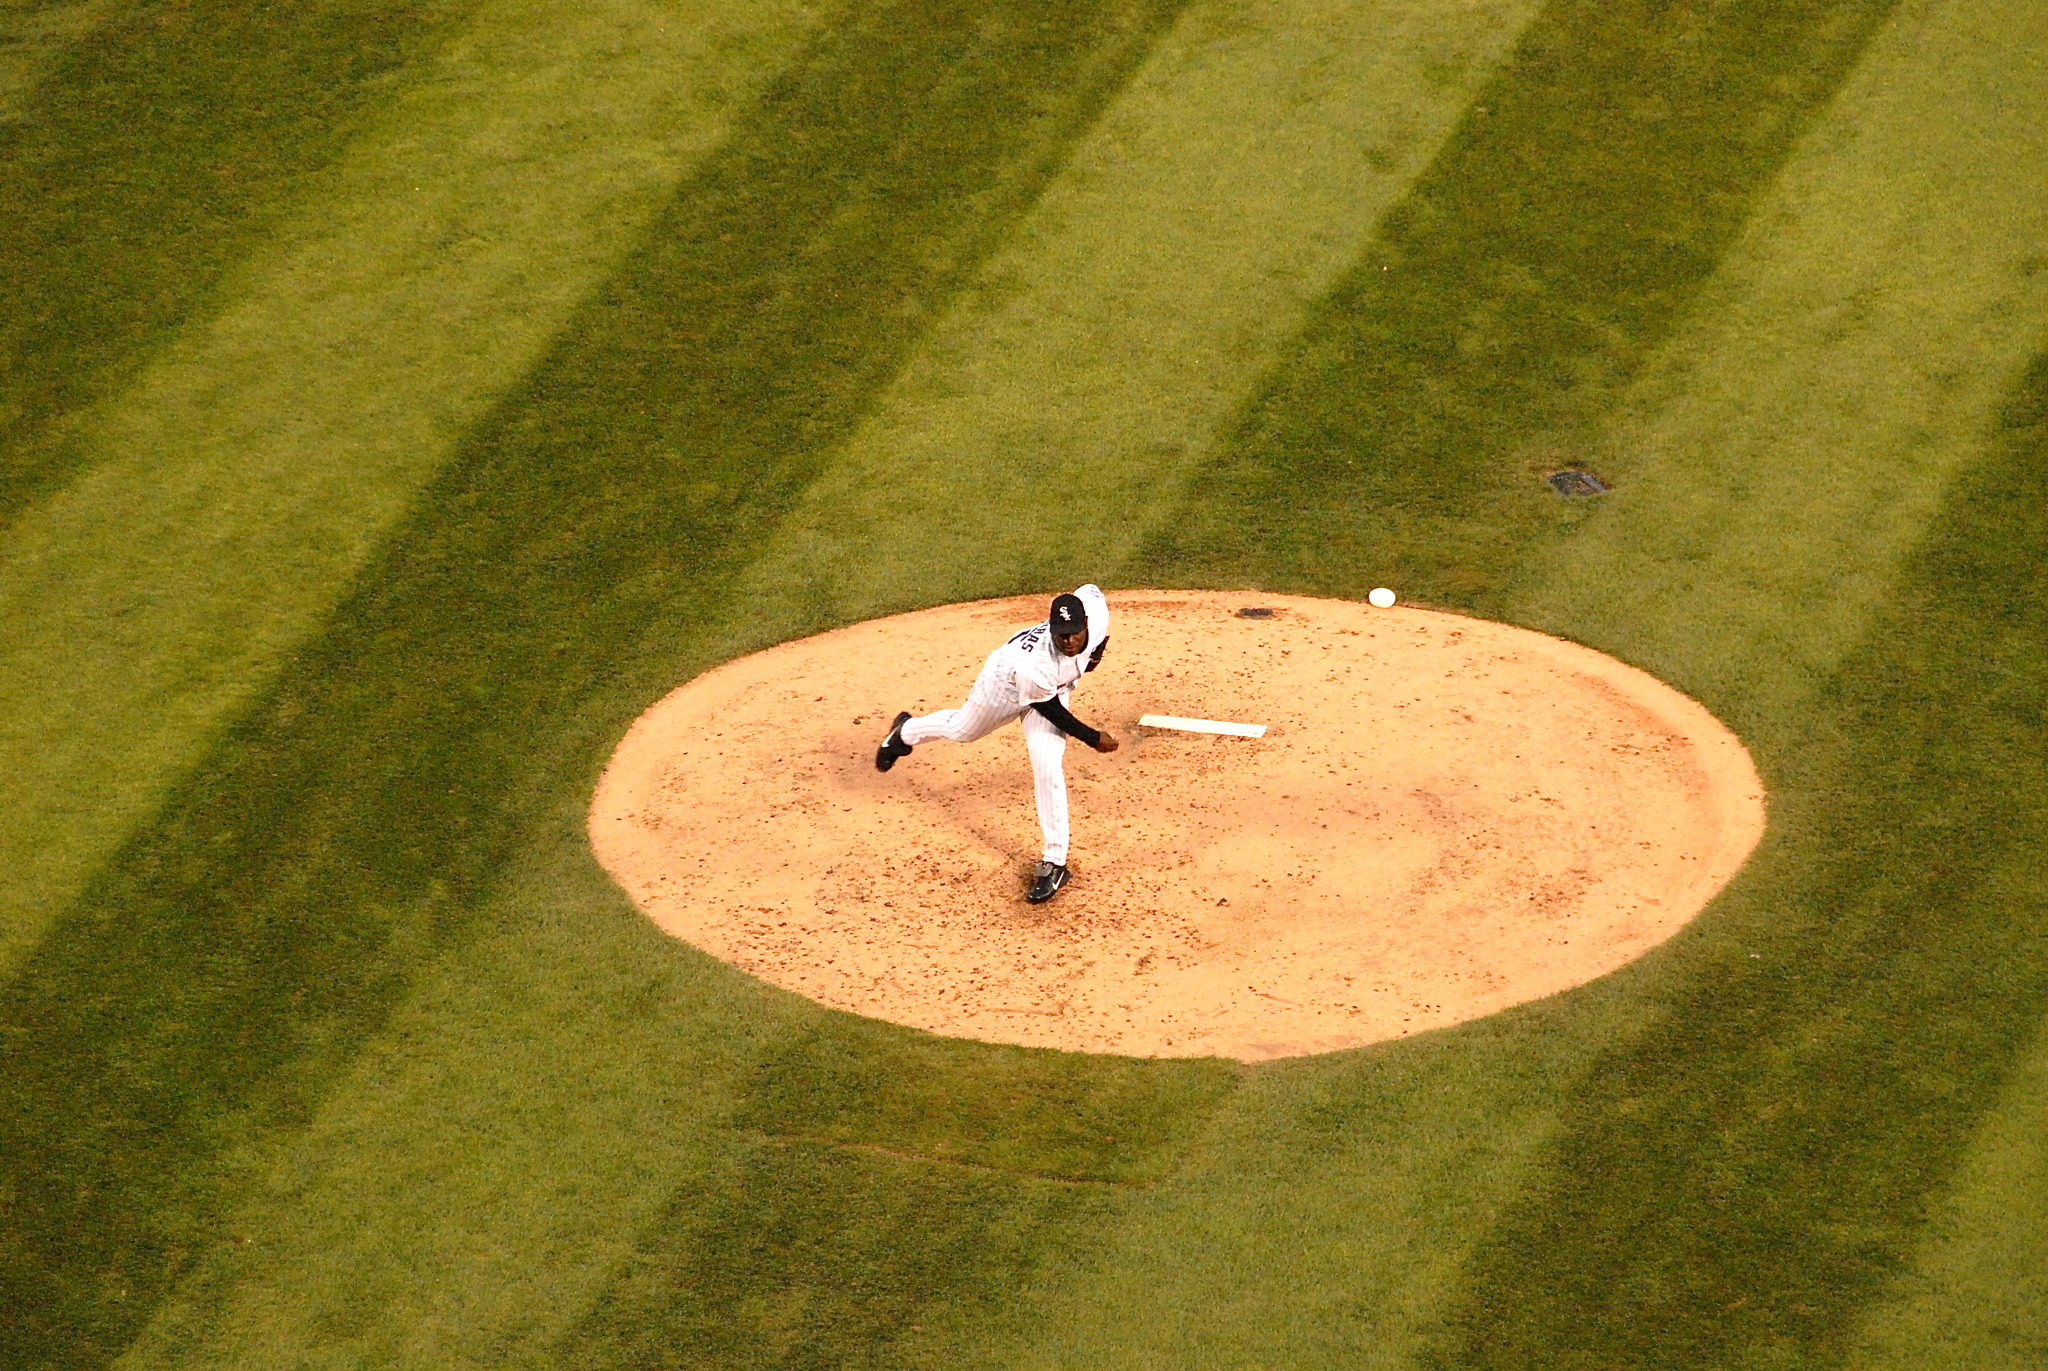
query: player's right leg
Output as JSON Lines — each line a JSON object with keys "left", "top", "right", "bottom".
{"left": 899, "top": 693, "right": 1013, "bottom": 747}
{"left": 878, "top": 648, "right": 1016, "bottom": 771}
{"left": 877, "top": 695, "right": 1012, "bottom": 771}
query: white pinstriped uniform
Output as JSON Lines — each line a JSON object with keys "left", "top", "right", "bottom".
{"left": 899, "top": 584, "right": 1109, "bottom": 865}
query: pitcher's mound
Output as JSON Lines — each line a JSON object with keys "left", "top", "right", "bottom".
{"left": 590, "top": 591, "right": 1765, "bottom": 1060}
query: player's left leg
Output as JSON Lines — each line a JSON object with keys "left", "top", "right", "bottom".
{"left": 1019, "top": 708, "right": 1070, "bottom": 866}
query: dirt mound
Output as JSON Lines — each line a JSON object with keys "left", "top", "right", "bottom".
{"left": 590, "top": 591, "right": 1765, "bottom": 1060}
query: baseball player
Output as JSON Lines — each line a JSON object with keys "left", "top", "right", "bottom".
{"left": 875, "top": 585, "right": 1118, "bottom": 903}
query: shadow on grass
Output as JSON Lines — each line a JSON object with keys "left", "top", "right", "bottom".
{"left": 1425, "top": 350, "right": 2048, "bottom": 1368}
{"left": 0, "top": 0, "right": 468, "bottom": 526}
{"left": 737, "top": 1019, "right": 1239, "bottom": 1186}
{"left": 562, "top": 1139, "right": 1118, "bottom": 1371}
{"left": 1134, "top": 0, "right": 1901, "bottom": 608}
{"left": 561, "top": 1026, "right": 1238, "bottom": 1369}
{"left": 0, "top": 1, "right": 1187, "bottom": 1364}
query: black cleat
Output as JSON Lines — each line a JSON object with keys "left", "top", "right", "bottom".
{"left": 1026, "top": 861, "right": 1069, "bottom": 904}
{"left": 874, "top": 711, "right": 913, "bottom": 772}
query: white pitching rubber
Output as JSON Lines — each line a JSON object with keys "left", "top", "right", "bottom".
{"left": 1138, "top": 714, "right": 1268, "bottom": 738}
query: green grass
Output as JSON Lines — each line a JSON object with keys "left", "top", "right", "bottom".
{"left": 1141, "top": 0, "right": 1903, "bottom": 608}
{"left": 3, "top": 0, "right": 2046, "bottom": 1366}
{"left": 735, "top": 1021, "right": 1238, "bottom": 1185}
{"left": 561, "top": 1023, "right": 1239, "bottom": 1371}
{"left": 562, "top": 1141, "right": 1119, "bottom": 1371}
{"left": 905, "top": 1005, "right": 1625, "bottom": 1371}
{"left": 1834, "top": 359, "right": 2048, "bottom": 1371}
{"left": 1499, "top": 0, "right": 2048, "bottom": 739}
{"left": 1847, "top": 1005, "right": 2048, "bottom": 1368}
{"left": 0, "top": 0, "right": 1192, "bottom": 1362}
{"left": 0, "top": 0, "right": 468, "bottom": 524}
{"left": 725, "top": 0, "right": 1539, "bottom": 635}
{"left": 0, "top": 0, "right": 827, "bottom": 974}
{"left": 1423, "top": 352, "right": 2048, "bottom": 1367}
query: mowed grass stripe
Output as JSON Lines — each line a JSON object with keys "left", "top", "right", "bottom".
{"left": 562, "top": 1144, "right": 1119, "bottom": 1371}
{"left": 1419, "top": 0, "right": 2048, "bottom": 1360}
{"left": 0, "top": 1, "right": 130, "bottom": 124}
{"left": 0, "top": 0, "right": 827, "bottom": 975}
{"left": 3, "top": 4, "right": 1199, "bottom": 1365}
{"left": 933, "top": 0, "right": 1989, "bottom": 1365}
{"left": 1507, "top": 0, "right": 2048, "bottom": 734}
{"left": 847, "top": 2, "right": 1935, "bottom": 1367}
{"left": 733, "top": 0, "right": 1537, "bottom": 635}
{"left": 0, "top": 0, "right": 466, "bottom": 523}
{"left": 111, "top": 863, "right": 795, "bottom": 1371}
{"left": 1432, "top": 348, "right": 2048, "bottom": 1369}
{"left": 1843, "top": 377, "right": 2048, "bottom": 1371}
{"left": 931, "top": 1013, "right": 1623, "bottom": 1371}
{"left": 1848, "top": 940, "right": 2048, "bottom": 1366}
{"left": 88, "top": 0, "right": 1536, "bottom": 1357}
{"left": 131, "top": 0, "right": 1935, "bottom": 1365}
{"left": 1138, "top": 0, "right": 1905, "bottom": 607}
{"left": 13, "top": 0, "right": 2001, "bottom": 1367}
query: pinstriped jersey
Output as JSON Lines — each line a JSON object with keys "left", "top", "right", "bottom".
{"left": 970, "top": 584, "right": 1110, "bottom": 710}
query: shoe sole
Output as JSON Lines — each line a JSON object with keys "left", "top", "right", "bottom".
{"left": 874, "top": 711, "right": 913, "bottom": 772}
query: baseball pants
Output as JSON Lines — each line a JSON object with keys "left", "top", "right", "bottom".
{"left": 899, "top": 695, "right": 1072, "bottom": 865}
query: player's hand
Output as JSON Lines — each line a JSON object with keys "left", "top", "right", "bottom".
{"left": 1092, "top": 733, "right": 1120, "bottom": 753}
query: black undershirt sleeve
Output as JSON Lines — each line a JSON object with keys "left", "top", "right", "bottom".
{"left": 1029, "top": 696, "right": 1102, "bottom": 748}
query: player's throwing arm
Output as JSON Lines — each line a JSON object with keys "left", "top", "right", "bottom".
{"left": 874, "top": 586, "right": 1117, "bottom": 904}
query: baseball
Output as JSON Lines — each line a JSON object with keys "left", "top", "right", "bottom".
{"left": 1368, "top": 587, "right": 1396, "bottom": 608}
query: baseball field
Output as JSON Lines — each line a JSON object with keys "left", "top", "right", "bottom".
{"left": 2, "top": 0, "right": 2044, "bottom": 1365}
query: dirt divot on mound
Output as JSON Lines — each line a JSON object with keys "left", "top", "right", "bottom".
{"left": 590, "top": 591, "right": 1765, "bottom": 1060}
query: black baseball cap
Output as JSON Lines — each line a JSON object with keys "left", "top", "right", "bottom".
{"left": 1050, "top": 593, "right": 1088, "bottom": 637}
